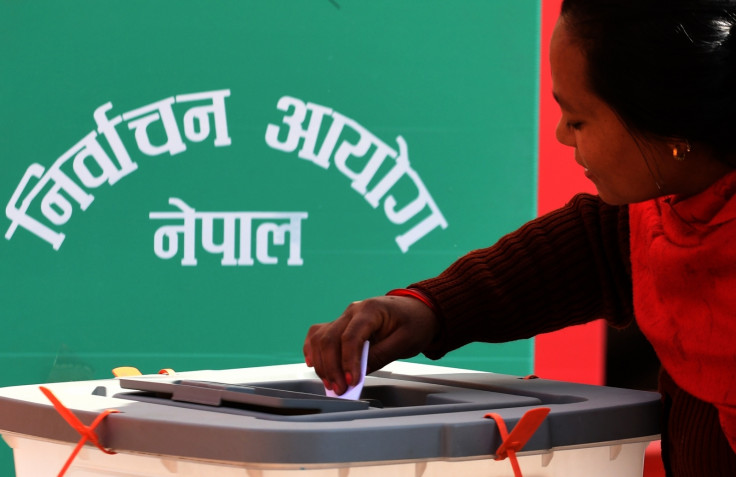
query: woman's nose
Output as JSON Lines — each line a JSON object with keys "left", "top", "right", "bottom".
{"left": 555, "top": 117, "right": 575, "bottom": 148}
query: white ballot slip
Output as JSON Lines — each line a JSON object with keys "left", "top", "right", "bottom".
{"left": 325, "top": 341, "right": 369, "bottom": 400}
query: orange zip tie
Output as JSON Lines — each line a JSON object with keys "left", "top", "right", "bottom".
{"left": 39, "top": 386, "right": 120, "bottom": 477}
{"left": 484, "top": 407, "right": 551, "bottom": 477}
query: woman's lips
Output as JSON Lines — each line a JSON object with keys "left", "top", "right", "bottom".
{"left": 575, "top": 157, "right": 591, "bottom": 176}
{"left": 575, "top": 154, "right": 593, "bottom": 179}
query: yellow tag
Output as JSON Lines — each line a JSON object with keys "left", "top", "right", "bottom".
{"left": 112, "top": 366, "right": 142, "bottom": 377}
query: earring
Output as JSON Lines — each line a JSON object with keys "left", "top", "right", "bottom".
{"left": 672, "top": 141, "right": 691, "bottom": 161}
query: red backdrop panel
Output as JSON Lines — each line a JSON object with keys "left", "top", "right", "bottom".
{"left": 535, "top": 0, "right": 605, "bottom": 385}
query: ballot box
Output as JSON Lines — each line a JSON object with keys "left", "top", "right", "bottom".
{"left": 0, "top": 362, "right": 660, "bottom": 476}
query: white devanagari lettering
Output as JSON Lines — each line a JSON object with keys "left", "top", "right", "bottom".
{"left": 5, "top": 90, "right": 234, "bottom": 250}
{"left": 176, "top": 90, "right": 232, "bottom": 147}
{"left": 200, "top": 212, "right": 238, "bottom": 266}
{"left": 5, "top": 137, "right": 97, "bottom": 248}
{"left": 394, "top": 203, "right": 448, "bottom": 253}
{"left": 265, "top": 96, "right": 449, "bottom": 252}
{"left": 265, "top": 96, "right": 334, "bottom": 169}
{"left": 363, "top": 136, "right": 412, "bottom": 211}
{"left": 307, "top": 111, "right": 351, "bottom": 169}
{"left": 298, "top": 103, "right": 335, "bottom": 167}
{"left": 333, "top": 115, "right": 396, "bottom": 196}
{"left": 123, "top": 97, "right": 187, "bottom": 156}
{"left": 254, "top": 212, "right": 308, "bottom": 266}
{"left": 150, "top": 198, "right": 198, "bottom": 266}
{"left": 265, "top": 96, "right": 307, "bottom": 153}
{"left": 367, "top": 137, "right": 448, "bottom": 251}
{"left": 71, "top": 131, "right": 134, "bottom": 188}
{"left": 5, "top": 164, "right": 66, "bottom": 249}
{"left": 149, "top": 199, "right": 307, "bottom": 266}
{"left": 238, "top": 214, "right": 255, "bottom": 266}
{"left": 93, "top": 102, "right": 138, "bottom": 183}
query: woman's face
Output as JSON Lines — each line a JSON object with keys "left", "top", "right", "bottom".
{"left": 550, "top": 17, "right": 673, "bottom": 205}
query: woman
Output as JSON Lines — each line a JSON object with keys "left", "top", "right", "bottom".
{"left": 303, "top": 1, "right": 736, "bottom": 474}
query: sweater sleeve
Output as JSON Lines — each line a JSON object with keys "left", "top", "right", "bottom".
{"left": 412, "top": 193, "right": 634, "bottom": 360}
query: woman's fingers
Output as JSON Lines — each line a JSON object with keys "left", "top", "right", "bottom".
{"left": 304, "top": 295, "right": 439, "bottom": 396}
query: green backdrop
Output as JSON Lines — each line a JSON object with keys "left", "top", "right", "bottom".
{"left": 1, "top": 1, "right": 540, "bottom": 472}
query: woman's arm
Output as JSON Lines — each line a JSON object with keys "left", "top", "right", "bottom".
{"left": 417, "top": 193, "right": 633, "bottom": 359}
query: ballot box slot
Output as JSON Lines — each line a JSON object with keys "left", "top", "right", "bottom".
{"left": 116, "top": 379, "right": 370, "bottom": 415}
{"left": 115, "top": 376, "right": 545, "bottom": 421}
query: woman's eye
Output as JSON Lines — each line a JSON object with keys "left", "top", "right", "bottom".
{"left": 566, "top": 121, "right": 582, "bottom": 130}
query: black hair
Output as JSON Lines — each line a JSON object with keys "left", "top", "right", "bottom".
{"left": 560, "top": 0, "right": 736, "bottom": 166}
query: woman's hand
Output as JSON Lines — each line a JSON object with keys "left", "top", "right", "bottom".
{"left": 303, "top": 295, "right": 439, "bottom": 395}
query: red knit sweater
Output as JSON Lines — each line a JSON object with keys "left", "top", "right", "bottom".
{"left": 412, "top": 193, "right": 736, "bottom": 476}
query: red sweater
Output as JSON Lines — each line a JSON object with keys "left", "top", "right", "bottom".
{"left": 412, "top": 193, "right": 736, "bottom": 476}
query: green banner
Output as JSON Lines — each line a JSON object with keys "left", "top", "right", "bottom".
{"left": 1, "top": 1, "right": 539, "bottom": 472}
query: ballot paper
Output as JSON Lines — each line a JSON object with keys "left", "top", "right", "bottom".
{"left": 325, "top": 341, "right": 369, "bottom": 400}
